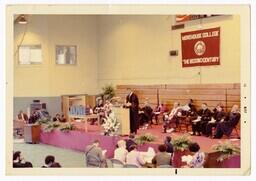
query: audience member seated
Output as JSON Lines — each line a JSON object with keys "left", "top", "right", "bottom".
{"left": 213, "top": 105, "right": 240, "bottom": 139}
{"left": 85, "top": 140, "right": 106, "bottom": 167}
{"left": 125, "top": 134, "right": 138, "bottom": 152}
{"left": 114, "top": 140, "right": 128, "bottom": 164}
{"left": 17, "top": 110, "right": 28, "bottom": 123}
{"left": 126, "top": 145, "right": 146, "bottom": 167}
{"left": 205, "top": 104, "right": 226, "bottom": 137}
{"left": 164, "top": 136, "right": 174, "bottom": 154}
{"left": 183, "top": 142, "right": 205, "bottom": 168}
{"left": 28, "top": 111, "right": 40, "bottom": 124}
{"left": 13, "top": 151, "right": 33, "bottom": 168}
{"left": 192, "top": 103, "right": 212, "bottom": 136}
{"left": 163, "top": 102, "right": 182, "bottom": 133}
{"left": 53, "top": 114, "right": 61, "bottom": 122}
{"left": 152, "top": 144, "right": 172, "bottom": 167}
{"left": 42, "top": 155, "right": 61, "bottom": 168}
{"left": 138, "top": 101, "right": 153, "bottom": 129}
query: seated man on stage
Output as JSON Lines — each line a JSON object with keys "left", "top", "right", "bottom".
{"left": 205, "top": 104, "right": 226, "bottom": 137}
{"left": 213, "top": 105, "right": 240, "bottom": 139}
{"left": 179, "top": 99, "right": 198, "bottom": 130}
{"left": 92, "top": 98, "right": 104, "bottom": 125}
{"left": 163, "top": 102, "right": 182, "bottom": 133}
{"left": 152, "top": 102, "right": 169, "bottom": 125}
{"left": 138, "top": 101, "right": 153, "bottom": 129}
{"left": 192, "top": 103, "right": 212, "bottom": 136}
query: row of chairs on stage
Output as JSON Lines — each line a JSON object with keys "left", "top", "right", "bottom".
{"left": 138, "top": 99, "right": 240, "bottom": 139}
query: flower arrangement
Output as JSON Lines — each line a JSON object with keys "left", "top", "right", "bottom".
{"left": 36, "top": 118, "right": 51, "bottom": 125}
{"left": 171, "top": 134, "right": 192, "bottom": 151}
{"left": 59, "top": 123, "right": 74, "bottom": 133}
{"left": 101, "top": 112, "right": 120, "bottom": 136}
{"left": 42, "top": 122, "right": 60, "bottom": 133}
{"left": 211, "top": 140, "right": 240, "bottom": 162}
{"left": 135, "top": 133, "right": 157, "bottom": 145}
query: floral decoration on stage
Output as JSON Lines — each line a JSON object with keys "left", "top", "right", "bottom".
{"left": 102, "top": 112, "right": 120, "bottom": 136}
{"left": 211, "top": 140, "right": 240, "bottom": 162}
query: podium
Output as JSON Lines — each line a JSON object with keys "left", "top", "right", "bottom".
{"left": 24, "top": 124, "right": 40, "bottom": 144}
{"left": 112, "top": 107, "right": 130, "bottom": 135}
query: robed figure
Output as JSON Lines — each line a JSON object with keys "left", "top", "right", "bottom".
{"left": 125, "top": 90, "right": 139, "bottom": 134}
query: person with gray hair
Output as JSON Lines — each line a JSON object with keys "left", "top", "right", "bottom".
{"left": 114, "top": 140, "right": 128, "bottom": 163}
{"left": 213, "top": 105, "right": 240, "bottom": 139}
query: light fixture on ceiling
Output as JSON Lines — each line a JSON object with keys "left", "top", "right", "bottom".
{"left": 15, "top": 14, "right": 28, "bottom": 24}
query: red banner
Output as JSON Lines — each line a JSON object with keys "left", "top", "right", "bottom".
{"left": 181, "top": 27, "right": 220, "bottom": 67}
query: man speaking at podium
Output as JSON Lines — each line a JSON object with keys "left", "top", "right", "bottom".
{"left": 125, "top": 88, "right": 139, "bottom": 134}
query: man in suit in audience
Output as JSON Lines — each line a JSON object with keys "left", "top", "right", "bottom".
{"left": 85, "top": 140, "right": 106, "bottom": 167}
{"left": 213, "top": 105, "right": 240, "bottom": 139}
{"left": 125, "top": 88, "right": 139, "bottom": 134}
{"left": 125, "top": 134, "right": 138, "bottom": 152}
{"left": 13, "top": 151, "right": 33, "bottom": 168}
{"left": 192, "top": 103, "right": 212, "bottom": 136}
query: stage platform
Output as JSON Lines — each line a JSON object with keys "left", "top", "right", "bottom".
{"left": 40, "top": 122, "right": 240, "bottom": 157}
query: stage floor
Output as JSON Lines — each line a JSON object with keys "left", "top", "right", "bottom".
{"left": 73, "top": 122, "right": 240, "bottom": 153}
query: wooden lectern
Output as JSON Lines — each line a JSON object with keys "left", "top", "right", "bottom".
{"left": 24, "top": 124, "right": 40, "bottom": 144}
{"left": 112, "top": 107, "right": 130, "bottom": 135}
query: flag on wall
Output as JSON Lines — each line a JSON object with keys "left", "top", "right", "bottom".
{"left": 181, "top": 27, "right": 220, "bottom": 68}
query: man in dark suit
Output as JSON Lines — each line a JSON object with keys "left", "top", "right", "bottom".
{"left": 213, "top": 105, "right": 240, "bottom": 139}
{"left": 205, "top": 104, "right": 226, "bottom": 137}
{"left": 192, "top": 103, "right": 212, "bottom": 136}
{"left": 125, "top": 88, "right": 139, "bottom": 134}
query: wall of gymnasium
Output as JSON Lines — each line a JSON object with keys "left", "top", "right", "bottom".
{"left": 13, "top": 15, "right": 99, "bottom": 116}
{"left": 97, "top": 15, "right": 240, "bottom": 88}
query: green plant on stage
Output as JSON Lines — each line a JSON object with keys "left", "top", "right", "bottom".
{"left": 36, "top": 118, "right": 51, "bottom": 125}
{"left": 42, "top": 122, "right": 60, "bottom": 133}
{"left": 59, "top": 123, "right": 74, "bottom": 133}
{"left": 101, "top": 84, "right": 115, "bottom": 100}
{"left": 171, "top": 134, "right": 192, "bottom": 152}
{"left": 135, "top": 133, "right": 157, "bottom": 145}
{"left": 211, "top": 140, "right": 240, "bottom": 162}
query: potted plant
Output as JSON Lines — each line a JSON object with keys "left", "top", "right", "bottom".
{"left": 101, "top": 84, "right": 115, "bottom": 101}
{"left": 135, "top": 133, "right": 157, "bottom": 145}
{"left": 41, "top": 122, "right": 60, "bottom": 133}
{"left": 205, "top": 141, "right": 241, "bottom": 168}
{"left": 59, "top": 123, "right": 74, "bottom": 133}
{"left": 171, "top": 134, "right": 192, "bottom": 168}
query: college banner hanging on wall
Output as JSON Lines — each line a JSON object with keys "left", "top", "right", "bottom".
{"left": 181, "top": 27, "right": 220, "bottom": 67}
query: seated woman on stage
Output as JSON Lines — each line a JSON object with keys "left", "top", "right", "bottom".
{"left": 114, "top": 140, "right": 128, "bottom": 164}
{"left": 205, "top": 104, "right": 226, "bottom": 137}
{"left": 92, "top": 98, "right": 105, "bottom": 125}
{"left": 213, "top": 105, "right": 240, "bottom": 139}
{"left": 138, "top": 101, "right": 153, "bottom": 129}
{"left": 163, "top": 102, "right": 182, "bottom": 133}
{"left": 192, "top": 103, "right": 212, "bottom": 136}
